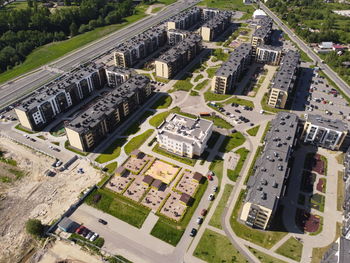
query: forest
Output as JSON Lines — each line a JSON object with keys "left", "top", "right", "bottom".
{"left": 0, "top": 0, "right": 135, "bottom": 73}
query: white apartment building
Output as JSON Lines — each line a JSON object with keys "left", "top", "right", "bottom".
{"left": 156, "top": 114, "right": 213, "bottom": 158}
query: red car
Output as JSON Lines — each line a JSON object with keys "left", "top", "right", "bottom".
{"left": 207, "top": 175, "right": 213, "bottom": 181}
{"left": 75, "top": 225, "right": 85, "bottom": 234}
{"left": 201, "top": 209, "right": 208, "bottom": 216}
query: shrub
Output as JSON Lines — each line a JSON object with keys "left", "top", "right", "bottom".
{"left": 25, "top": 219, "right": 44, "bottom": 238}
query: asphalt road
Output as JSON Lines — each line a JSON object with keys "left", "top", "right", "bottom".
{"left": 0, "top": 0, "right": 199, "bottom": 108}
{"left": 259, "top": 3, "right": 350, "bottom": 96}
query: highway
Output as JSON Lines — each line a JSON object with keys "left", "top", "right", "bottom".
{"left": 0, "top": 0, "right": 199, "bottom": 108}
{"left": 259, "top": 2, "right": 350, "bottom": 96}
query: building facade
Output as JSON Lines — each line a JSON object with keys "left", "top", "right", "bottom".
{"left": 200, "top": 11, "right": 231, "bottom": 41}
{"left": 267, "top": 50, "right": 300, "bottom": 108}
{"left": 166, "top": 7, "right": 201, "bottom": 30}
{"left": 301, "top": 114, "right": 348, "bottom": 151}
{"left": 251, "top": 16, "right": 273, "bottom": 56}
{"left": 167, "top": 29, "right": 190, "bottom": 46}
{"left": 211, "top": 43, "right": 252, "bottom": 94}
{"left": 240, "top": 112, "right": 299, "bottom": 229}
{"left": 256, "top": 45, "right": 282, "bottom": 65}
{"left": 156, "top": 114, "right": 213, "bottom": 158}
{"left": 14, "top": 63, "right": 118, "bottom": 131}
{"left": 65, "top": 75, "right": 151, "bottom": 152}
{"left": 155, "top": 34, "right": 202, "bottom": 79}
{"left": 114, "top": 26, "right": 167, "bottom": 68}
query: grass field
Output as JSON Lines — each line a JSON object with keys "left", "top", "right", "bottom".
{"left": 209, "top": 156, "right": 224, "bottom": 182}
{"left": 150, "top": 95, "right": 172, "bottom": 110}
{"left": 95, "top": 137, "right": 127, "bottom": 163}
{"left": 193, "top": 229, "right": 248, "bottom": 263}
{"left": 248, "top": 246, "right": 287, "bottom": 263}
{"left": 152, "top": 143, "right": 197, "bottom": 166}
{"left": 124, "top": 129, "right": 154, "bottom": 155}
{"left": 337, "top": 171, "right": 345, "bottom": 212}
{"left": 206, "top": 67, "right": 219, "bottom": 78}
{"left": 219, "top": 132, "right": 246, "bottom": 153}
{"left": 149, "top": 111, "right": 171, "bottom": 127}
{"left": 209, "top": 184, "right": 234, "bottom": 229}
{"left": 85, "top": 188, "right": 150, "bottom": 228}
{"left": 198, "top": 0, "right": 255, "bottom": 14}
{"left": 151, "top": 180, "right": 208, "bottom": 245}
{"left": 204, "top": 91, "right": 232, "bottom": 102}
{"left": 202, "top": 115, "right": 233, "bottom": 129}
{"left": 224, "top": 97, "right": 255, "bottom": 108}
{"left": 246, "top": 125, "right": 260, "bottom": 136}
{"left": 0, "top": 4, "right": 148, "bottom": 84}
{"left": 104, "top": 162, "right": 118, "bottom": 174}
{"left": 276, "top": 237, "right": 303, "bottom": 262}
{"left": 121, "top": 110, "right": 154, "bottom": 136}
{"left": 194, "top": 79, "right": 209, "bottom": 91}
{"left": 227, "top": 147, "right": 249, "bottom": 182}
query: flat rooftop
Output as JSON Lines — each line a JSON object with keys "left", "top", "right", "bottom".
{"left": 216, "top": 43, "right": 252, "bottom": 78}
{"left": 157, "top": 113, "right": 213, "bottom": 144}
{"left": 306, "top": 114, "right": 348, "bottom": 132}
{"left": 65, "top": 75, "right": 150, "bottom": 133}
{"left": 201, "top": 11, "right": 231, "bottom": 29}
{"left": 246, "top": 112, "right": 299, "bottom": 210}
{"left": 270, "top": 50, "right": 300, "bottom": 92}
{"left": 253, "top": 16, "right": 273, "bottom": 39}
{"left": 257, "top": 44, "right": 282, "bottom": 52}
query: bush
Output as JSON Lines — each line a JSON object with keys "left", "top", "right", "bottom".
{"left": 25, "top": 219, "right": 44, "bottom": 238}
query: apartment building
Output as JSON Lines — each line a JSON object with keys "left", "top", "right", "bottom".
{"left": 167, "top": 29, "right": 190, "bottom": 46}
{"left": 114, "top": 26, "right": 167, "bottom": 68}
{"left": 156, "top": 113, "right": 213, "bottom": 158}
{"left": 15, "top": 63, "right": 110, "bottom": 131}
{"left": 267, "top": 50, "right": 300, "bottom": 109}
{"left": 251, "top": 16, "right": 273, "bottom": 56}
{"left": 240, "top": 112, "right": 299, "bottom": 229}
{"left": 65, "top": 75, "right": 151, "bottom": 152}
{"left": 201, "top": 7, "right": 221, "bottom": 20}
{"left": 301, "top": 114, "right": 348, "bottom": 151}
{"left": 105, "top": 66, "right": 133, "bottom": 88}
{"left": 211, "top": 43, "right": 252, "bottom": 94}
{"left": 155, "top": 34, "right": 202, "bottom": 79}
{"left": 200, "top": 11, "right": 231, "bottom": 41}
{"left": 256, "top": 45, "right": 282, "bottom": 65}
{"left": 167, "top": 7, "right": 201, "bottom": 30}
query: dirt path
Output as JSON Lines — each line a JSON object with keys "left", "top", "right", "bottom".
{"left": 145, "top": 4, "right": 165, "bottom": 14}
{"left": 0, "top": 139, "right": 102, "bottom": 263}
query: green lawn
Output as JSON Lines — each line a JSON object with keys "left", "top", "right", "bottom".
{"left": 152, "top": 143, "right": 197, "bottom": 166}
{"left": 151, "top": 6, "right": 163, "bottom": 13}
{"left": 194, "top": 74, "right": 204, "bottom": 82}
{"left": 121, "top": 110, "right": 154, "bottom": 136}
{"left": 224, "top": 97, "right": 255, "bottom": 108}
{"left": 85, "top": 188, "right": 150, "bottom": 228}
{"left": 150, "top": 95, "right": 172, "bottom": 110}
{"left": 209, "top": 184, "right": 234, "bottom": 229}
{"left": 193, "top": 229, "right": 248, "bottom": 263}
{"left": 95, "top": 137, "right": 127, "bottom": 163}
{"left": 149, "top": 111, "right": 171, "bottom": 127}
{"left": 204, "top": 91, "right": 232, "bottom": 102}
{"left": 219, "top": 132, "right": 246, "bottom": 153}
{"left": 15, "top": 124, "right": 36, "bottom": 134}
{"left": 194, "top": 79, "right": 209, "bottom": 91}
{"left": 190, "top": 90, "right": 199, "bottom": 96}
{"left": 206, "top": 67, "right": 220, "bottom": 78}
{"left": 198, "top": 0, "right": 255, "bottom": 13}
{"left": 227, "top": 148, "right": 249, "bottom": 182}
{"left": 244, "top": 146, "right": 263, "bottom": 184}
{"left": 124, "top": 129, "right": 154, "bottom": 155}
{"left": 276, "top": 237, "right": 303, "bottom": 262}
{"left": 246, "top": 125, "right": 260, "bottom": 136}
{"left": 172, "top": 79, "right": 194, "bottom": 92}
{"left": 212, "top": 48, "right": 230, "bottom": 61}
{"left": 64, "top": 140, "right": 88, "bottom": 156}
{"left": 207, "top": 131, "right": 221, "bottom": 148}
{"left": 230, "top": 190, "right": 287, "bottom": 249}
{"left": 104, "top": 162, "right": 118, "bottom": 174}
{"left": 248, "top": 246, "right": 287, "bottom": 263}
{"left": 209, "top": 156, "right": 224, "bottom": 182}
{"left": 151, "top": 180, "right": 208, "bottom": 245}
{"left": 0, "top": 4, "right": 148, "bottom": 84}
{"left": 0, "top": 1, "right": 34, "bottom": 11}
{"left": 337, "top": 171, "right": 345, "bottom": 212}
{"left": 261, "top": 92, "right": 289, "bottom": 113}
{"left": 202, "top": 115, "right": 233, "bottom": 129}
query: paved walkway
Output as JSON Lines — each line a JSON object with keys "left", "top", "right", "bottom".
{"left": 140, "top": 212, "right": 159, "bottom": 234}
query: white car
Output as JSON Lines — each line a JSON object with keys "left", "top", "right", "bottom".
{"left": 90, "top": 232, "right": 99, "bottom": 242}
{"left": 208, "top": 194, "right": 215, "bottom": 201}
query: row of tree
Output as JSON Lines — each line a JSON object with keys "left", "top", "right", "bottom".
{"left": 0, "top": 0, "right": 135, "bottom": 72}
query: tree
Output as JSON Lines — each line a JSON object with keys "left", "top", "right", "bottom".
{"left": 25, "top": 219, "right": 44, "bottom": 238}
{"left": 69, "top": 22, "right": 78, "bottom": 36}
{"left": 27, "top": 0, "right": 33, "bottom": 8}
{"left": 64, "top": 0, "right": 72, "bottom": 6}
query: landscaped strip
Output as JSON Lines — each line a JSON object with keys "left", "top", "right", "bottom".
{"left": 95, "top": 137, "right": 127, "bottom": 164}
{"left": 219, "top": 132, "right": 246, "bottom": 153}
{"left": 246, "top": 125, "right": 260, "bottom": 136}
{"left": 248, "top": 246, "right": 287, "bottom": 263}
{"left": 209, "top": 156, "right": 224, "bottom": 182}
{"left": 276, "top": 237, "right": 303, "bottom": 262}
{"left": 85, "top": 188, "right": 150, "bottom": 228}
{"left": 260, "top": 121, "right": 271, "bottom": 143}
{"left": 152, "top": 143, "right": 197, "bottom": 166}
{"left": 209, "top": 184, "right": 234, "bottom": 229}
{"left": 150, "top": 95, "right": 173, "bottom": 110}
{"left": 193, "top": 228, "right": 248, "bottom": 263}
{"left": 244, "top": 146, "right": 263, "bottom": 185}
{"left": 124, "top": 129, "right": 154, "bottom": 155}
{"left": 227, "top": 147, "right": 249, "bottom": 182}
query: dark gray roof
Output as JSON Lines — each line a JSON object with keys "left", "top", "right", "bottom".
{"left": 201, "top": 11, "right": 232, "bottom": 29}
{"left": 253, "top": 17, "right": 273, "bottom": 39}
{"left": 216, "top": 43, "right": 252, "bottom": 78}
{"left": 65, "top": 75, "right": 150, "bottom": 133}
{"left": 339, "top": 237, "right": 350, "bottom": 263}
{"left": 257, "top": 44, "right": 282, "bottom": 52}
{"left": 167, "top": 7, "right": 201, "bottom": 25}
{"left": 246, "top": 112, "right": 299, "bottom": 210}
{"left": 156, "top": 34, "right": 202, "bottom": 63}
{"left": 306, "top": 114, "right": 348, "bottom": 132}
{"left": 270, "top": 50, "right": 300, "bottom": 92}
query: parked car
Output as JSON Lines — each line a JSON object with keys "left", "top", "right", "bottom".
{"left": 190, "top": 228, "right": 197, "bottom": 237}
{"left": 196, "top": 216, "right": 203, "bottom": 225}
{"left": 201, "top": 209, "right": 208, "bottom": 216}
{"left": 86, "top": 231, "right": 93, "bottom": 240}
{"left": 90, "top": 232, "right": 99, "bottom": 242}
{"left": 207, "top": 175, "right": 213, "bottom": 181}
{"left": 81, "top": 228, "right": 90, "bottom": 237}
{"left": 75, "top": 225, "right": 85, "bottom": 234}
{"left": 213, "top": 186, "right": 218, "bottom": 192}
{"left": 98, "top": 219, "right": 108, "bottom": 225}
{"left": 208, "top": 194, "right": 215, "bottom": 201}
